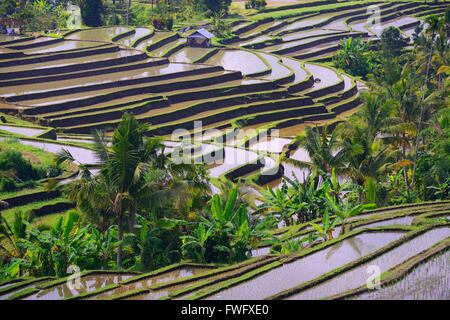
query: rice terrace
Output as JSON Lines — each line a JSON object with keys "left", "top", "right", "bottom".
{"left": 0, "top": 0, "right": 448, "bottom": 302}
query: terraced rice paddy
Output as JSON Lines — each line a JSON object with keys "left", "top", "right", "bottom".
{"left": 0, "top": 0, "right": 437, "bottom": 186}
{"left": 0, "top": 200, "right": 446, "bottom": 300}
{"left": 0, "top": 1, "right": 447, "bottom": 300}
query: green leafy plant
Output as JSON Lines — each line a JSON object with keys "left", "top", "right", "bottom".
{"left": 324, "top": 194, "right": 376, "bottom": 236}
{"left": 309, "top": 208, "right": 340, "bottom": 241}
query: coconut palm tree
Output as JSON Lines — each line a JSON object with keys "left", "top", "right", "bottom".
{"left": 57, "top": 113, "right": 209, "bottom": 269}
{"left": 339, "top": 123, "right": 397, "bottom": 203}
{"left": 283, "top": 125, "right": 347, "bottom": 178}
{"left": 355, "top": 91, "right": 396, "bottom": 141}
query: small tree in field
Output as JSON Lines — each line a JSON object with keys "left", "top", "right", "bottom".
{"left": 79, "top": 0, "right": 105, "bottom": 27}
{"left": 380, "top": 26, "right": 408, "bottom": 57}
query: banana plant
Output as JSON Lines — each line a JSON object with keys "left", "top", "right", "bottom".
{"left": 309, "top": 209, "right": 340, "bottom": 241}
{"left": 20, "top": 212, "right": 93, "bottom": 277}
{"left": 257, "top": 184, "right": 306, "bottom": 226}
{"left": 181, "top": 223, "right": 214, "bottom": 263}
{"left": 126, "top": 213, "right": 182, "bottom": 270}
{"left": 325, "top": 194, "right": 376, "bottom": 236}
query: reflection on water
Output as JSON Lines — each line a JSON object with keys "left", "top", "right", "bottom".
{"left": 23, "top": 274, "right": 133, "bottom": 300}
{"left": 89, "top": 267, "right": 210, "bottom": 300}
{"left": 206, "top": 50, "right": 268, "bottom": 75}
{"left": 207, "top": 232, "right": 403, "bottom": 300}
{"left": 287, "top": 227, "right": 450, "bottom": 299}
{"left": 67, "top": 27, "right": 132, "bottom": 42}
{"left": 0, "top": 125, "right": 45, "bottom": 137}
{"left": 354, "top": 250, "right": 450, "bottom": 300}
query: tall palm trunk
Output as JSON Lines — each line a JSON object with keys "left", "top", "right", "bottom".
{"left": 402, "top": 133, "right": 409, "bottom": 189}
{"left": 129, "top": 206, "right": 136, "bottom": 234}
{"left": 116, "top": 213, "right": 123, "bottom": 270}
{"left": 126, "top": 0, "right": 131, "bottom": 25}
{"left": 412, "top": 38, "right": 434, "bottom": 189}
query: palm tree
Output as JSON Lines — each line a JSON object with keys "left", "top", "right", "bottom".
{"left": 355, "top": 91, "right": 396, "bottom": 141}
{"left": 339, "top": 123, "right": 397, "bottom": 203}
{"left": 57, "top": 113, "right": 209, "bottom": 269}
{"left": 0, "top": 210, "right": 32, "bottom": 276}
{"left": 283, "top": 125, "right": 347, "bottom": 178}
{"left": 57, "top": 114, "right": 166, "bottom": 269}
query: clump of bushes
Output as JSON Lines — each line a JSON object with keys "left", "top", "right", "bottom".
{"left": 152, "top": 16, "right": 173, "bottom": 30}
{"left": 0, "top": 149, "right": 61, "bottom": 192}
{"left": 333, "top": 36, "right": 379, "bottom": 79}
{"left": 245, "top": 0, "right": 267, "bottom": 10}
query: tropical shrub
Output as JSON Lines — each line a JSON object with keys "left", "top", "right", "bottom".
{"left": 333, "top": 36, "right": 379, "bottom": 78}
{"left": 0, "top": 149, "right": 61, "bottom": 182}
{"left": 199, "top": 0, "right": 232, "bottom": 16}
{"left": 152, "top": 16, "right": 173, "bottom": 30}
{"left": 380, "top": 26, "right": 408, "bottom": 57}
{"left": 245, "top": 0, "right": 266, "bottom": 10}
{"left": 181, "top": 188, "right": 273, "bottom": 263}
{"left": 79, "top": 0, "right": 105, "bottom": 27}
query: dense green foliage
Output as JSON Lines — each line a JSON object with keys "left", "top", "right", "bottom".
{"left": 0, "top": 147, "right": 61, "bottom": 193}
{"left": 79, "top": 0, "right": 105, "bottom": 27}
{"left": 333, "top": 36, "right": 380, "bottom": 78}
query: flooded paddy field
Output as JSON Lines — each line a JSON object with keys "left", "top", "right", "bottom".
{"left": 66, "top": 27, "right": 132, "bottom": 42}
{"left": 0, "top": 0, "right": 446, "bottom": 300}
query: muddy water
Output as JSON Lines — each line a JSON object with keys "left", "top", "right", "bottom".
{"left": 341, "top": 73, "right": 353, "bottom": 91}
{"left": 249, "top": 137, "right": 292, "bottom": 153}
{"left": 281, "top": 29, "right": 345, "bottom": 42}
{"left": 170, "top": 47, "right": 211, "bottom": 63}
{"left": 286, "top": 227, "right": 450, "bottom": 299}
{"left": 239, "top": 36, "right": 274, "bottom": 47}
{"left": 1, "top": 63, "right": 206, "bottom": 97}
{"left": 0, "top": 125, "right": 45, "bottom": 137}
{"left": 206, "top": 232, "right": 403, "bottom": 299}
{"left": 6, "top": 36, "right": 55, "bottom": 48}
{"left": 354, "top": 250, "right": 450, "bottom": 300}
{"left": 268, "top": 35, "right": 331, "bottom": 52}
{"left": 208, "top": 146, "right": 259, "bottom": 178}
{"left": 232, "top": 22, "right": 252, "bottom": 32}
{"left": 149, "top": 38, "right": 186, "bottom": 57}
{"left": 280, "top": 57, "right": 308, "bottom": 85}
{"left": 353, "top": 216, "right": 415, "bottom": 230}
{"left": 0, "top": 280, "right": 23, "bottom": 290}
{"left": 290, "top": 147, "right": 311, "bottom": 162}
{"left": 0, "top": 35, "right": 24, "bottom": 42}
{"left": 22, "top": 40, "right": 100, "bottom": 54}
{"left": 278, "top": 17, "right": 330, "bottom": 33}
{"left": 266, "top": 161, "right": 310, "bottom": 190}
{"left": 251, "top": 246, "right": 272, "bottom": 257}
{"left": 0, "top": 49, "right": 137, "bottom": 74}
{"left": 0, "top": 47, "right": 18, "bottom": 54}
{"left": 258, "top": 53, "right": 292, "bottom": 81}
{"left": 19, "top": 139, "right": 98, "bottom": 164}
{"left": 304, "top": 63, "right": 340, "bottom": 90}
{"left": 349, "top": 20, "right": 369, "bottom": 33}
{"left": 0, "top": 280, "right": 48, "bottom": 300}
{"left": 116, "top": 27, "right": 152, "bottom": 47}
{"left": 23, "top": 274, "right": 133, "bottom": 300}
{"left": 206, "top": 50, "right": 268, "bottom": 76}
{"left": 66, "top": 27, "right": 132, "bottom": 42}
{"left": 239, "top": 20, "right": 283, "bottom": 39}
{"left": 20, "top": 70, "right": 227, "bottom": 107}
{"left": 135, "top": 31, "right": 172, "bottom": 51}
{"left": 87, "top": 267, "right": 210, "bottom": 300}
